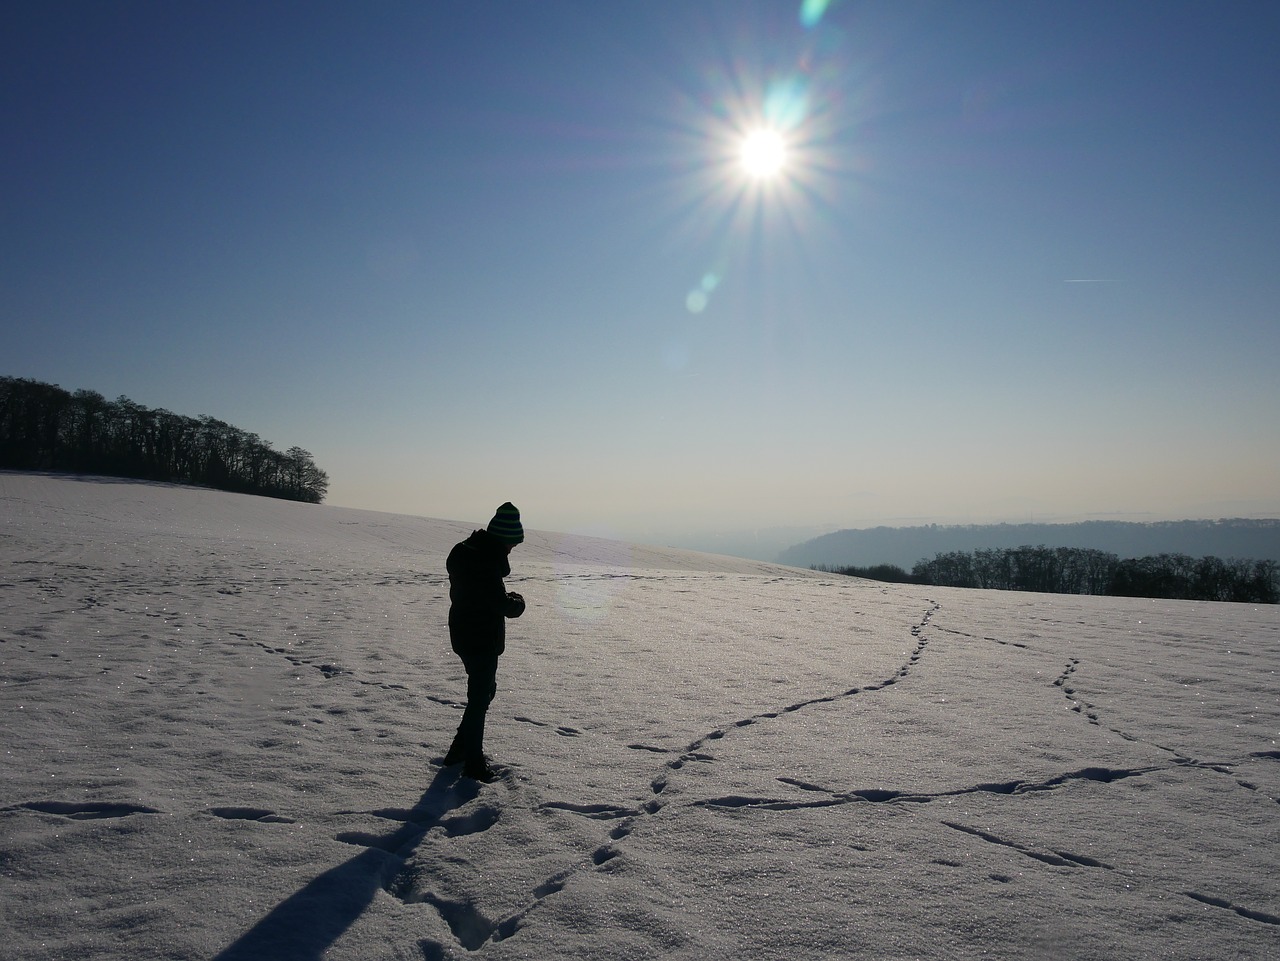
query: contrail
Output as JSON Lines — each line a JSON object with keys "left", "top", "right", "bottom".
{"left": 1063, "top": 278, "right": 1118, "bottom": 283}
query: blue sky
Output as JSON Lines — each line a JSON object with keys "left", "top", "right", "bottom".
{"left": 4, "top": 1, "right": 1278, "bottom": 545}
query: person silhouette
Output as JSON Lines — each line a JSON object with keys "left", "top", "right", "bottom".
{"left": 442, "top": 502, "right": 525, "bottom": 781}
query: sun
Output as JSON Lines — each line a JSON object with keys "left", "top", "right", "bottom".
{"left": 739, "top": 127, "right": 787, "bottom": 179}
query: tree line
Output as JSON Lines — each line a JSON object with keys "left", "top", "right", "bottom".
{"left": 819, "top": 545, "right": 1278, "bottom": 604}
{"left": 0, "top": 376, "right": 329, "bottom": 504}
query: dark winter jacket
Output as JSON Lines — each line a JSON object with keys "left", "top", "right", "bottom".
{"left": 447, "top": 529, "right": 525, "bottom": 658}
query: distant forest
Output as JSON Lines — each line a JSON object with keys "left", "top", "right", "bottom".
{"left": 0, "top": 376, "right": 329, "bottom": 504}
{"left": 820, "top": 547, "right": 1278, "bottom": 604}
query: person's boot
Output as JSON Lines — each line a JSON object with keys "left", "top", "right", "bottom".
{"left": 462, "top": 757, "right": 498, "bottom": 782}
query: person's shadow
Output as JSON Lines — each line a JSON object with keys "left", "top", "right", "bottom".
{"left": 213, "top": 765, "right": 477, "bottom": 961}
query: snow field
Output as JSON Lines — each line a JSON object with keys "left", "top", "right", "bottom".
{"left": 2, "top": 473, "right": 1278, "bottom": 960}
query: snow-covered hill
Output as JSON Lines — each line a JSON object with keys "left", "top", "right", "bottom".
{"left": 2, "top": 473, "right": 1277, "bottom": 960}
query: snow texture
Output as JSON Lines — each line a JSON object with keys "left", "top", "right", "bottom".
{"left": 2, "top": 472, "right": 1278, "bottom": 960}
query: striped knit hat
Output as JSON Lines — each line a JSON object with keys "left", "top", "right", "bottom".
{"left": 486, "top": 502, "right": 524, "bottom": 545}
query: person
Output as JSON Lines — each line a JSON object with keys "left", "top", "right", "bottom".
{"left": 443, "top": 502, "right": 526, "bottom": 781}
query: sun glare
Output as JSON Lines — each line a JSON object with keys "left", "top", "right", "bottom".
{"left": 740, "top": 128, "right": 787, "bottom": 179}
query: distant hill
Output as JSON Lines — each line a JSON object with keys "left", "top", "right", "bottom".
{"left": 779, "top": 519, "right": 1280, "bottom": 569}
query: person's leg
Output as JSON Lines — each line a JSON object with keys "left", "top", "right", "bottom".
{"left": 446, "top": 652, "right": 498, "bottom": 766}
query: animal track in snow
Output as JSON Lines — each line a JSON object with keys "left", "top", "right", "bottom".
{"left": 533, "top": 872, "right": 570, "bottom": 898}
{"left": 625, "top": 743, "right": 669, "bottom": 754}
{"left": 513, "top": 715, "right": 582, "bottom": 738}
{"left": 538, "top": 801, "right": 638, "bottom": 820}
{"left": 591, "top": 845, "right": 620, "bottom": 865}
{"left": 336, "top": 792, "right": 499, "bottom": 857}
{"left": 420, "top": 865, "right": 577, "bottom": 952}
{"left": 1054, "top": 658, "right": 1102, "bottom": 724}
{"left": 695, "top": 764, "right": 1162, "bottom": 813}
{"left": 205, "top": 806, "right": 296, "bottom": 824}
{"left": 437, "top": 804, "right": 501, "bottom": 838}
{"left": 1183, "top": 891, "right": 1280, "bottom": 927}
{"left": 942, "top": 820, "right": 1116, "bottom": 870}
{"left": 10, "top": 800, "right": 163, "bottom": 819}
{"left": 408, "top": 855, "right": 575, "bottom": 952}
{"left": 663, "top": 601, "right": 940, "bottom": 767}
{"left": 413, "top": 600, "right": 950, "bottom": 952}
{"left": 414, "top": 892, "right": 504, "bottom": 951}
{"left": 934, "top": 624, "right": 1027, "bottom": 649}
{"left": 520, "top": 600, "right": 949, "bottom": 943}
{"left": 548, "top": 602, "right": 944, "bottom": 826}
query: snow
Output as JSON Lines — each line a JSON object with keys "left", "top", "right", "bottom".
{"left": 2, "top": 472, "right": 1278, "bottom": 960}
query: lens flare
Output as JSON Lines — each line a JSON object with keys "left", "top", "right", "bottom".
{"left": 552, "top": 534, "right": 634, "bottom": 622}
{"left": 799, "top": 0, "right": 834, "bottom": 29}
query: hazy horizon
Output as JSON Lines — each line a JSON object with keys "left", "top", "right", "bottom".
{"left": 4, "top": 2, "right": 1278, "bottom": 540}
